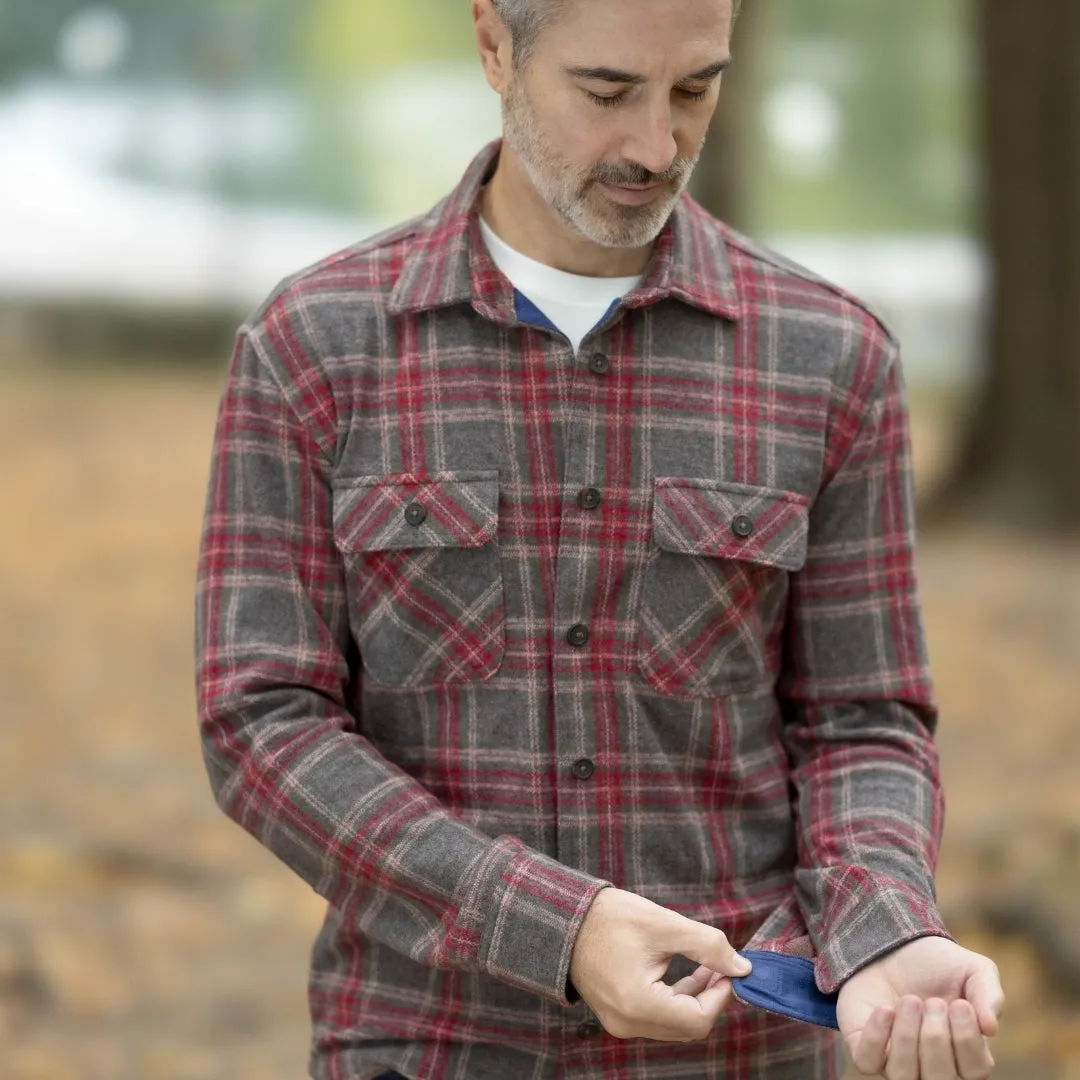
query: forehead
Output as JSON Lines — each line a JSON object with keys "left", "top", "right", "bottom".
{"left": 544, "top": 0, "right": 735, "bottom": 67}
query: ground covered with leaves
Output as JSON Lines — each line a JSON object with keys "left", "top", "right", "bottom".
{"left": 2, "top": 363, "right": 1077, "bottom": 1079}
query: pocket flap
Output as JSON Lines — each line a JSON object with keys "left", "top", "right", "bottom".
{"left": 333, "top": 471, "right": 499, "bottom": 553}
{"left": 652, "top": 478, "right": 809, "bottom": 572}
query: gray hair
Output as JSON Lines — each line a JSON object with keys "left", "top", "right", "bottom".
{"left": 492, "top": 0, "right": 744, "bottom": 70}
{"left": 491, "top": 0, "right": 565, "bottom": 69}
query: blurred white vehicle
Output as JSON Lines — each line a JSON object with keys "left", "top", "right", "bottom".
{"left": 0, "top": 79, "right": 384, "bottom": 313}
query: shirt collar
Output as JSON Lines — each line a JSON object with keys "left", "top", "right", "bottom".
{"left": 388, "top": 139, "right": 743, "bottom": 324}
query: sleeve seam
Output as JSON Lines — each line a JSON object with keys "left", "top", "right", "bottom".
{"left": 819, "top": 336, "right": 898, "bottom": 493}
{"left": 242, "top": 324, "right": 337, "bottom": 473}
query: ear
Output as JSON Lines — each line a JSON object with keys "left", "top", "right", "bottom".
{"left": 473, "top": 0, "right": 513, "bottom": 94}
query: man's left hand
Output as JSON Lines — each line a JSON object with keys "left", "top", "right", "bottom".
{"left": 838, "top": 936, "right": 1005, "bottom": 1079}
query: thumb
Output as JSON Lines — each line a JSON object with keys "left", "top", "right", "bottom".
{"left": 660, "top": 911, "right": 752, "bottom": 978}
{"left": 965, "top": 960, "right": 1005, "bottom": 1036}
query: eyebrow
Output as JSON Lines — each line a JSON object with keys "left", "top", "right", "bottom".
{"left": 564, "top": 59, "right": 731, "bottom": 85}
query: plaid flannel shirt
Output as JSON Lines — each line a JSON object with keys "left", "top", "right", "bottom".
{"left": 195, "top": 141, "right": 949, "bottom": 1080}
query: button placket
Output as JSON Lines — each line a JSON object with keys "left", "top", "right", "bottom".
{"left": 551, "top": 340, "right": 619, "bottom": 879}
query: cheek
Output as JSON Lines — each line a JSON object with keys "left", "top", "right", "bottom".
{"left": 550, "top": 111, "right": 612, "bottom": 171}
{"left": 675, "top": 110, "right": 713, "bottom": 156}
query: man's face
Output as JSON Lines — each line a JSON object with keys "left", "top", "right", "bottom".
{"left": 501, "top": 0, "right": 735, "bottom": 249}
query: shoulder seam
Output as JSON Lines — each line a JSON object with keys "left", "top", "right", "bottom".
{"left": 240, "top": 325, "right": 337, "bottom": 469}
{"left": 719, "top": 227, "right": 899, "bottom": 347}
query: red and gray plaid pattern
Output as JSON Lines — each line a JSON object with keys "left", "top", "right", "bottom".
{"left": 196, "top": 141, "right": 949, "bottom": 1079}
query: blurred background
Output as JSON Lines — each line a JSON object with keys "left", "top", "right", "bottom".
{"left": 1, "top": 1, "right": 1077, "bottom": 1077}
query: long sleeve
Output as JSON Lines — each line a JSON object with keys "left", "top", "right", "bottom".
{"left": 777, "top": 335, "right": 951, "bottom": 994}
{"left": 194, "top": 322, "right": 608, "bottom": 1006}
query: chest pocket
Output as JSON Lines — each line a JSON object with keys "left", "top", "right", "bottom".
{"left": 332, "top": 471, "right": 505, "bottom": 688}
{"left": 637, "top": 478, "right": 809, "bottom": 698}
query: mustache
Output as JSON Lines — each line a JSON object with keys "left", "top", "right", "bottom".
{"left": 589, "top": 159, "right": 693, "bottom": 187}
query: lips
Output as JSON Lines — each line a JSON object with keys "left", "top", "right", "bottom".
{"left": 598, "top": 180, "right": 668, "bottom": 206}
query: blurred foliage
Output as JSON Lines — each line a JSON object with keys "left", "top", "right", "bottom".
{"left": 758, "top": 0, "right": 975, "bottom": 233}
{"left": 295, "top": 0, "right": 476, "bottom": 83}
{"left": 0, "top": 0, "right": 291, "bottom": 81}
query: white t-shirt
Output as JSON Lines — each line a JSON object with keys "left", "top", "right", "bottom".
{"left": 479, "top": 217, "right": 644, "bottom": 354}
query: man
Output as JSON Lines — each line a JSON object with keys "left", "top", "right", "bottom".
{"left": 195, "top": 0, "right": 1004, "bottom": 1077}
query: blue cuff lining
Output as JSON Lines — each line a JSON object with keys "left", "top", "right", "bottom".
{"left": 731, "top": 950, "right": 840, "bottom": 1030}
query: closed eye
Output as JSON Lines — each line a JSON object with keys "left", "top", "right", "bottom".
{"left": 587, "top": 86, "right": 713, "bottom": 108}
{"left": 587, "top": 91, "right": 626, "bottom": 108}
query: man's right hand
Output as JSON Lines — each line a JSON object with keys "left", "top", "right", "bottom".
{"left": 568, "top": 887, "right": 751, "bottom": 1042}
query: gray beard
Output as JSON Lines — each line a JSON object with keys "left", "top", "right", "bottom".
{"left": 501, "top": 79, "right": 697, "bottom": 250}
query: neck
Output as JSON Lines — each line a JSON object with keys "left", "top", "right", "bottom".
{"left": 479, "top": 143, "right": 655, "bottom": 278}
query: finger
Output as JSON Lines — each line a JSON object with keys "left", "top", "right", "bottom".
{"left": 636, "top": 977, "right": 732, "bottom": 1042}
{"left": 950, "top": 1000, "right": 995, "bottom": 1080}
{"left": 846, "top": 1006, "right": 893, "bottom": 1076}
{"left": 695, "top": 963, "right": 729, "bottom": 992}
{"left": 690, "top": 975, "right": 734, "bottom": 1023}
{"left": 964, "top": 962, "right": 1005, "bottom": 1036}
{"left": 918, "top": 998, "right": 958, "bottom": 1080}
{"left": 884, "top": 995, "right": 922, "bottom": 1080}
{"left": 663, "top": 915, "right": 751, "bottom": 978}
{"left": 669, "top": 966, "right": 715, "bottom": 997}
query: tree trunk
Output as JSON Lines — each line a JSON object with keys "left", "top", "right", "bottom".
{"left": 929, "top": 0, "right": 1080, "bottom": 530}
{"left": 693, "top": 0, "right": 771, "bottom": 232}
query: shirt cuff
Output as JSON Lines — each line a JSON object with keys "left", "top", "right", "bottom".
{"left": 812, "top": 879, "right": 954, "bottom": 993}
{"left": 469, "top": 836, "right": 611, "bottom": 1005}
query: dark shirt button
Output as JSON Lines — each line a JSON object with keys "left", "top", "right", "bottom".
{"left": 404, "top": 502, "right": 427, "bottom": 527}
{"left": 732, "top": 514, "right": 755, "bottom": 539}
{"left": 571, "top": 759, "right": 596, "bottom": 781}
{"left": 577, "top": 1019, "right": 602, "bottom": 1038}
{"left": 566, "top": 624, "right": 591, "bottom": 648}
{"left": 588, "top": 352, "right": 611, "bottom": 375}
{"left": 578, "top": 487, "right": 602, "bottom": 511}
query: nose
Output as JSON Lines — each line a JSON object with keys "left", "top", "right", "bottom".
{"left": 621, "top": 100, "right": 678, "bottom": 178}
